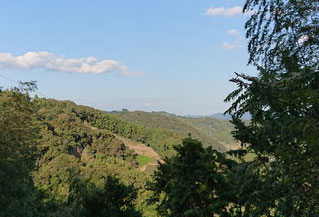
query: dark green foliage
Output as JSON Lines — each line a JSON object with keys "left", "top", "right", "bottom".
{"left": 226, "top": 69, "right": 319, "bottom": 216}
{"left": 0, "top": 85, "right": 41, "bottom": 217}
{"left": 81, "top": 176, "right": 142, "bottom": 217}
{"left": 148, "top": 138, "right": 234, "bottom": 217}
{"left": 224, "top": 0, "right": 319, "bottom": 215}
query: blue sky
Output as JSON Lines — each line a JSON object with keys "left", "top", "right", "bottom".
{"left": 0, "top": 0, "right": 256, "bottom": 115}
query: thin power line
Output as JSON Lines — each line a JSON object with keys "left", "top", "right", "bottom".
{"left": 0, "top": 73, "right": 49, "bottom": 98}
{"left": 0, "top": 73, "right": 18, "bottom": 84}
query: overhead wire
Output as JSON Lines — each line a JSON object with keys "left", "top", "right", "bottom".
{"left": 0, "top": 73, "right": 49, "bottom": 98}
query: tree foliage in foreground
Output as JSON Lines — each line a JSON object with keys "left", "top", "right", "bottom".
{"left": 0, "top": 83, "right": 41, "bottom": 216}
{"left": 224, "top": 0, "right": 319, "bottom": 215}
{"left": 80, "top": 176, "right": 141, "bottom": 217}
{"left": 244, "top": 0, "right": 319, "bottom": 71}
{"left": 148, "top": 138, "right": 234, "bottom": 217}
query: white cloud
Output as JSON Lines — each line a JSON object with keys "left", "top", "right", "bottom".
{"left": 205, "top": 6, "right": 242, "bottom": 17}
{"left": 221, "top": 42, "right": 236, "bottom": 50}
{"left": 0, "top": 51, "right": 133, "bottom": 75}
{"left": 205, "top": 6, "right": 254, "bottom": 17}
{"left": 221, "top": 29, "right": 244, "bottom": 50}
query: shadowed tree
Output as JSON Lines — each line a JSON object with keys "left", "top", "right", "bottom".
{"left": 148, "top": 138, "right": 234, "bottom": 217}
{"left": 68, "top": 175, "right": 142, "bottom": 217}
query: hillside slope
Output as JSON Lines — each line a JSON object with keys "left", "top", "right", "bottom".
{"left": 32, "top": 97, "right": 172, "bottom": 216}
{"left": 179, "top": 117, "right": 238, "bottom": 150}
{"left": 2, "top": 92, "right": 238, "bottom": 216}
{"left": 114, "top": 134, "right": 163, "bottom": 173}
{"left": 110, "top": 111, "right": 237, "bottom": 151}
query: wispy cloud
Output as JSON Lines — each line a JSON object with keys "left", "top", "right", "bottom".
{"left": 227, "top": 29, "right": 241, "bottom": 37}
{"left": 221, "top": 29, "right": 244, "bottom": 50}
{"left": 205, "top": 6, "right": 254, "bottom": 17}
{"left": 0, "top": 51, "right": 134, "bottom": 75}
{"left": 221, "top": 42, "right": 237, "bottom": 50}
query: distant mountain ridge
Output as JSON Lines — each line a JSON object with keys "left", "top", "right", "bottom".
{"left": 186, "top": 112, "right": 251, "bottom": 120}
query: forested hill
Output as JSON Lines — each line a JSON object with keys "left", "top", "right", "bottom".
{"left": 110, "top": 110, "right": 236, "bottom": 151}
{"left": 37, "top": 98, "right": 200, "bottom": 159}
{"left": 179, "top": 117, "right": 237, "bottom": 150}
{"left": 0, "top": 91, "right": 236, "bottom": 216}
{"left": 2, "top": 93, "right": 184, "bottom": 216}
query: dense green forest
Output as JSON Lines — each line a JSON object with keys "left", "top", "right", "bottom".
{"left": 1, "top": 0, "right": 318, "bottom": 216}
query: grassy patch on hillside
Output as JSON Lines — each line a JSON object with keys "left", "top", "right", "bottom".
{"left": 135, "top": 154, "right": 153, "bottom": 167}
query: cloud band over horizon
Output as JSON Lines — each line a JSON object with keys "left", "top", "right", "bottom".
{"left": 0, "top": 51, "right": 133, "bottom": 75}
